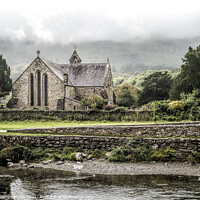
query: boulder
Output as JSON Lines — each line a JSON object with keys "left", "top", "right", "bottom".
{"left": 152, "top": 144, "right": 159, "bottom": 150}
{"left": 105, "top": 152, "right": 111, "bottom": 158}
{"left": 75, "top": 153, "right": 86, "bottom": 161}
{"left": 19, "top": 160, "right": 25, "bottom": 165}
{"left": 56, "top": 161, "right": 64, "bottom": 165}
{"left": 28, "top": 165, "right": 34, "bottom": 168}
{"left": 8, "top": 163, "right": 21, "bottom": 170}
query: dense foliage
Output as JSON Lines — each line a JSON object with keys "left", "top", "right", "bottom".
{"left": 115, "top": 84, "right": 137, "bottom": 107}
{"left": 141, "top": 89, "right": 200, "bottom": 121}
{"left": 81, "top": 94, "right": 107, "bottom": 110}
{"left": 0, "top": 55, "right": 12, "bottom": 97}
{"left": 108, "top": 142, "right": 176, "bottom": 163}
{"left": 170, "top": 45, "right": 200, "bottom": 99}
{"left": 138, "top": 71, "right": 172, "bottom": 105}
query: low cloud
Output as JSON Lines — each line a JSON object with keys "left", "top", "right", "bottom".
{"left": 0, "top": 0, "right": 200, "bottom": 43}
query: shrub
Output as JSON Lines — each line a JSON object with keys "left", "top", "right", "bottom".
{"left": 187, "top": 151, "right": 200, "bottom": 164}
{"left": 151, "top": 147, "right": 176, "bottom": 162}
{"left": 116, "top": 86, "right": 136, "bottom": 107}
{"left": 168, "top": 101, "right": 183, "bottom": 111}
{"left": 31, "top": 148, "right": 44, "bottom": 160}
{"left": 87, "top": 149, "right": 106, "bottom": 158}
{"left": 108, "top": 143, "right": 152, "bottom": 162}
{"left": 0, "top": 145, "right": 32, "bottom": 162}
{"left": 61, "top": 147, "right": 78, "bottom": 161}
{"left": 190, "top": 106, "right": 200, "bottom": 121}
{"left": 62, "top": 147, "right": 77, "bottom": 154}
{"left": 81, "top": 94, "right": 107, "bottom": 110}
{"left": 47, "top": 152, "right": 61, "bottom": 161}
{"left": 61, "top": 152, "right": 76, "bottom": 161}
{"left": 108, "top": 146, "right": 130, "bottom": 162}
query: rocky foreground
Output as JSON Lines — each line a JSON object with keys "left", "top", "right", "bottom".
{"left": 33, "top": 160, "right": 200, "bottom": 177}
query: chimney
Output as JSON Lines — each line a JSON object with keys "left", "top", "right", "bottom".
{"left": 64, "top": 73, "right": 68, "bottom": 84}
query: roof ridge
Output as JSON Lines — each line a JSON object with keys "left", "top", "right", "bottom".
{"left": 42, "top": 59, "right": 107, "bottom": 66}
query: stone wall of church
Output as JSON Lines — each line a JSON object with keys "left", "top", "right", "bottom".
{"left": 103, "top": 64, "right": 113, "bottom": 105}
{"left": 11, "top": 58, "right": 64, "bottom": 110}
{"left": 65, "top": 86, "right": 75, "bottom": 99}
{"left": 75, "top": 86, "right": 104, "bottom": 99}
{"left": 64, "top": 98, "right": 83, "bottom": 110}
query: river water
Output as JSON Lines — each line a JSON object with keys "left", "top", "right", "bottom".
{"left": 0, "top": 167, "right": 199, "bottom": 200}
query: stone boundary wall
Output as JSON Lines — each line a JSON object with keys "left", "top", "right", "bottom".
{"left": 0, "top": 110, "right": 153, "bottom": 122}
{"left": 0, "top": 135, "right": 199, "bottom": 160}
{"left": 13, "top": 122, "right": 200, "bottom": 138}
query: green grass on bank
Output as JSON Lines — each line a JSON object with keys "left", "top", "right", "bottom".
{"left": 0, "top": 120, "right": 156, "bottom": 131}
{"left": 0, "top": 131, "right": 200, "bottom": 140}
{"left": 0, "top": 120, "right": 193, "bottom": 131}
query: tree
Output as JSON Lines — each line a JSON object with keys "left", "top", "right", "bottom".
{"left": 0, "top": 55, "right": 12, "bottom": 96}
{"left": 170, "top": 45, "right": 200, "bottom": 100}
{"left": 116, "top": 86, "right": 136, "bottom": 107}
{"left": 81, "top": 94, "right": 107, "bottom": 110}
{"left": 169, "top": 72, "right": 193, "bottom": 100}
{"left": 138, "top": 71, "right": 172, "bottom": 105}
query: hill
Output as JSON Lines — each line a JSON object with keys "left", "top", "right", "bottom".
{"left": 1, "top": 37, "right": 200, "bottom": 81}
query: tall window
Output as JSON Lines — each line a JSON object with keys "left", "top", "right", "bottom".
{"left": 44, "top": 74, "right": 48, "bottom": 106}
{"left": 37, "top": 71, "right": 41, "bottom": 106}
{"left": 30, "top": 74, "right": 34, "bottom": 106}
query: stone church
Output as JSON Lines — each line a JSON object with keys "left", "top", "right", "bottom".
{"left": 8, "top": 49, "right": 114, "bottom": 110}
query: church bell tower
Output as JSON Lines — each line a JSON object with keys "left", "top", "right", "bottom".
{"left": 69, "top": 46, "right": 82, "bottom": 64}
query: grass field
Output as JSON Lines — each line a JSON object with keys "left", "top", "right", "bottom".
{"left": 0, "top": 120, "right": 153, "bottom": 131}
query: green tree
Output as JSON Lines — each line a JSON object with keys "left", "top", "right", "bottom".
{"left": 139, "top": 71, "right": 172, "bottom": 105}
{"left": 0, "top": 55, "right": 12, "bottom": 96}
{"left": 170, "top": 45, "right": 200, "bottom": 100}
{"left": 170, "top": 72, "right": 193, "bottom": 100}
{"left": 116, "top": 86, "right": 136, "bottom": 107}
{"left": 81, "top": 94, "right": 107, "bottom": 110}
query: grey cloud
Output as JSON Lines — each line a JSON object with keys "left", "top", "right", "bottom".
{"left": 0, "top": 6, "right": 200, "bottom": 43}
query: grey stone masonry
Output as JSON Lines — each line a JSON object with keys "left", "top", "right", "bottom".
{"left": 0, "top": 135, "right": 199, "bottom": 160}
{"left": 12, "top": 122, "right": 200, "bottom": 137}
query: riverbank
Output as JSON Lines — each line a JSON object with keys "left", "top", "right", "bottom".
{"left": 33, "top": 160, "right": 200, "bottom": 177}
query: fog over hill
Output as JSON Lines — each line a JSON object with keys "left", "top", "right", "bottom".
{"left": 1, "top": 0, "right": 200, "bottom": 80}
{"left": 1, "top": 37, "right": 200, "bottom": 81}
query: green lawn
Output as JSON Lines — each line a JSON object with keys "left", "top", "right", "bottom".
{"left": 0, "top": 120, "right": 151, "bottom": 131}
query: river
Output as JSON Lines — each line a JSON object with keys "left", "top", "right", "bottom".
{"left": 0, "top": 167, "right": 199, "bottom": 200}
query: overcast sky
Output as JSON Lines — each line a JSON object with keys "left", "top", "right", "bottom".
{"left": 1, "top": 0, "right": 200, "bottom": 43}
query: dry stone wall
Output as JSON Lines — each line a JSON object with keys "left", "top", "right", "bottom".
{"left": 0, "top": 135, "right": 199, "bottom": 160}
{"left": 13, "top": 122, "right": 200, "bottom": 138}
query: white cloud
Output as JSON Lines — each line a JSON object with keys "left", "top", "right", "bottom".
{"left": 0, "top": 0, "right": 200, "bottom": 42}
{"left": 13, "top": 29, "right": 26, "bottom": 40}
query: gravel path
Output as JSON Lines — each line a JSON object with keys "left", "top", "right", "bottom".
{"left": 33, "top": 160, "right": 200, "bottom": 177}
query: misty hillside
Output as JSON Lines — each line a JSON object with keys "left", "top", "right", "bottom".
{"left": 1, "top": 37, "right": 200, "bottom": 81}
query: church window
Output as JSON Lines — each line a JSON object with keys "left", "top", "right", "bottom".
{"left": 44, "top": 74, "right": 48, "bottom": 106}
{"left": 30, "top": 74, "right": 34, "bottom": 106}
{"left": 37, "top": 71, "right": 41, "bottom": 106}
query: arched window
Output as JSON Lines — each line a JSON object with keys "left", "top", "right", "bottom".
{"left": 30, "top": 74, "right": 34, "bottom": 106}
{"left": 44, "top": 74, "right": 48, "bottom": 106}
{"left": 37, "top": 71, "right": 41, "bottom": 106}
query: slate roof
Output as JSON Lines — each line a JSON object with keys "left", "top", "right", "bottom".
{"left": 42, "top": 59, "right": 108, "bottom": 87}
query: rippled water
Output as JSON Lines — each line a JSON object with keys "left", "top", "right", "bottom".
{"left": 0, "top": 167, "right": 199, "bottom": 200}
